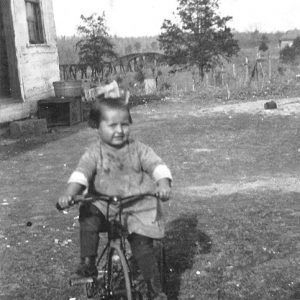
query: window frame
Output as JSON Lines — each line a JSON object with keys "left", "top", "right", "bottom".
{"left": 25, "top": 0, "right": 45, "bottom": 45}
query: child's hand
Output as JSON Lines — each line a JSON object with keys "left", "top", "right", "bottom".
{"left": 58, "top": 195, "right": 72, "bottom": 209}
{"left": 156, "top": 178, "right": 171, "bottom": 202}
{"left": 58, "top": 183, "right": 84, "bottom": 210}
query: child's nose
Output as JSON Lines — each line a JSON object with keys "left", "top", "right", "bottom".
{"left": 115, "top": 124, "right": 123, "bottom": 133}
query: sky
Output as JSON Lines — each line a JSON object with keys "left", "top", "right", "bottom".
{"left": 52, "top": 0, "right": 300, "bottom": 37}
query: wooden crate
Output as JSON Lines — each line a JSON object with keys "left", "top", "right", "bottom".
{"left": 38, "top": 97, "right": 82, "bottom": 127}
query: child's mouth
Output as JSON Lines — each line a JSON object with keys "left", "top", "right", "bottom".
{"left": 113, "top": 135, "right": 124, "bottom": 140}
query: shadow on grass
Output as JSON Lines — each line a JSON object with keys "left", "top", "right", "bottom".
{"left": 164, "top": 213, "right": 212, "bottom": 299}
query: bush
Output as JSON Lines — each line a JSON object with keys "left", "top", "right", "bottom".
{"left": 134, "top": 69, "right": 145, "bottom": 84}
{"left": 280, "top": 45, "right": 296, "bottom": 64}
{"left": 280, "top": 36, "right": 300, "bottom": 64}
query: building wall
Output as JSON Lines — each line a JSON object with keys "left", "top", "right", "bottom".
{"left": 0, "top": 10, "right": 10, "bottom": 97}
{"left": 0, "top": 0, "right": 21, "bottom": 100}
{"left": 11, "top": 0, "right": 59, "bottom": 107}
{"left": 280, "top": 40, "right": 293, "bottom": 50}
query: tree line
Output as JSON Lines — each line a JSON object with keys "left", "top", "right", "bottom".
{"left": 57, "top": 34, "right": 161, "bottom": 65}
{"left": 57, "top": 31, "right": 285, "bottom": 65}
{"left": 56, "top": 0, "right": 299, "bottom": 82}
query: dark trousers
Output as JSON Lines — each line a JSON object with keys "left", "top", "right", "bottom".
{"left": 79, "top": 202, "right": 160, "bottom": 282}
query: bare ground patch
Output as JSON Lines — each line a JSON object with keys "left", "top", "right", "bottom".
{"left": 177, "top": 175, "right": 300, "bottom": 197}
{"left": 191, "top": 97, "right": 300, "bottom": 117}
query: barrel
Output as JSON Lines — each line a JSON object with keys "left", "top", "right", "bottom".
{"left": 53, "top": 80, "right": 82, "bottom": 98}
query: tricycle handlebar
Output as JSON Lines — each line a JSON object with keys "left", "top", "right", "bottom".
{"left": 56, "top": 193, "right": 157, "bottom": 211}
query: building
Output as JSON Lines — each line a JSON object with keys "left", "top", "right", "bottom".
{"left": 0, "top": 0, "right": 59, "bottom": 123}
{"left": 279, "top": 29, "right": 300, "bottom": 50}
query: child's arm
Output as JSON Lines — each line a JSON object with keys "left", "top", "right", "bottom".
{"left": 58, "top": 182, "right": 85, "bottom": 209}
{"left": 58, "top": 143, "right": 98, "bottom": 209}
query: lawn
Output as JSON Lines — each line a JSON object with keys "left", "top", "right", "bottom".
{"left": 0, "top": 95, "right": 299, "bottom": 299}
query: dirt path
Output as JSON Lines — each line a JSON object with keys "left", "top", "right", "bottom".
{"left": 179, "top": 175, "right": 300, "bottom": 197}
{"left": 192, "top": 97, "right": 300, "bottom": 116}
{"left": 131, "top": 96, "right": 300, "bottom": 120}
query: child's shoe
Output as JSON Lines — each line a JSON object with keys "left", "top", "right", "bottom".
{"left": 75, "top": 256, "right": 98, "bottom": 277}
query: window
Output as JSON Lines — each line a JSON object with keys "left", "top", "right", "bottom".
{"left": 25, "top": 0, "right": 45, "bottom": 44}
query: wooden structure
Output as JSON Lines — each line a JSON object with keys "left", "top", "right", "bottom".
{"left": 59, "top": 52, "right": 167, "bottom": 80}
{"left": 0, "top": 0, "right": 60, "bottom": 123}
{"left": 37, "top": 97, "right": 82, "bottom": 127}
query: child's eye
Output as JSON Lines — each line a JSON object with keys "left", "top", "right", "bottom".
{"left": 109, "top": 123, "right": 129, "bottom": 128}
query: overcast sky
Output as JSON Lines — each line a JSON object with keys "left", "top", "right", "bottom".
{"left": 52, "top": 0, "right": 300, "bottom": 37}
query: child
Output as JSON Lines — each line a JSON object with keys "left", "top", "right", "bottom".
{"left": 58, "top": 97, "right": 172, "bottom": 300}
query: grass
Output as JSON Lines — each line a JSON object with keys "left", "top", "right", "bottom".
{"left": 0, "top": 95, "right": 299, "bottom": 299}
{"left": 164, "top": 192, "right": 299, "bottom": 299}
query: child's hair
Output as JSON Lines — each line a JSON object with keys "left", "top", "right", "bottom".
{"left": 88, "top": 97, "right": 133, "bottom": 129}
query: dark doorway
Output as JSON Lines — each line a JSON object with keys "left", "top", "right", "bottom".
{"left": 0, "top": 3, "right": 11, "bottom": 98}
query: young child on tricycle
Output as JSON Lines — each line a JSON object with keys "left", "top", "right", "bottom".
{"left": 58, "top": 96, "right": 172, "bottom": 299}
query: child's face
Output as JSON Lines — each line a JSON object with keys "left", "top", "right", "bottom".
{"left": 98, "top": 107, "right": 130, "bottom": 148}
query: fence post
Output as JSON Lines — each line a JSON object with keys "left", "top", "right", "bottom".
{"left": 232, "top": 64, "right": 236, "bottom": 79}
{"left": 205, "top": 73, "right": 209, "bottom": 86}
{"left": 213, "top": 69, "right": 216, "bottom": 87}
{"left": 244, "top": 57, "right": 249, "bottom": 85}
{"left": 221, "top": 66, "right": 224, "bottom": 86}
{"left": 226, "top": 83, "right": 230, "bottom": 100}
{"left": 268, "top": 54, "right": 272, "bottom": 81}
{"left": 259, "top": 61, "right": 265, "bottom": 79}
{"left": 192, "top": 71, "right": 196, "bottom": 91}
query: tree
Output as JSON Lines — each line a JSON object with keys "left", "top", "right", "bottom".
{"left": 280, "top": 36, "right": 300, "bottom": 64}
{"left": 56, "top": 35, "right": 80, "bottom": 64}
{"left": 158, "top": 0, "right": 239, "bottom": 80}
{"left": 134, "top": 41, "right": 142, "bottom": 53}
{"left": 125, "top": 44, "right": 133, "bottom": 54}
{"left": 250, "top": 29, "right": 260, "bottom": 47}
{"left": 280, "top": 45, "right": 295, "bottom": 63}
{"left": 76, "top": 13, "right": 117, "bottom": 71}
{"left": 259, "top": 34, "right": 269, "bottom": 52}
{"left": 293, "top": 36, "right": 300, "bottom": 56}
{"left": 151, "top": 41, "right": 158, "bottom": 51}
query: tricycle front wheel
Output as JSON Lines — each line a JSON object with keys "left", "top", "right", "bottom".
{"left": 107, "top": 242, "right": 132, "bottom": 299}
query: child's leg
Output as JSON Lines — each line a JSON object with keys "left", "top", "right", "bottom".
{"left": 128, "top": 233, "right": 166, "bottom": 299}
{"left": 77, "top": 202, "right": 108, "bottom": 276}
